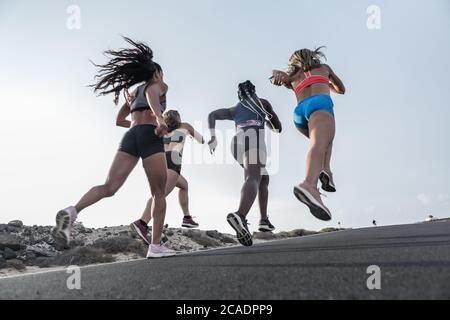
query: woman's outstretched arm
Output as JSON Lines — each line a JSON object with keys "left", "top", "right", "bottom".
{"left": 271, "top": 70, "right": 294, "bottom": 89}
{"left": 260, "top": 99, "right": 282, "bottom": 133}
{"left": 325, "top": 64, "right": 346, "bottom": 94}
{"left": 207, "top": 107, "right": 235, "bottom": 154}
{"left": 184, "top": 123, "right": 205, "bottom": 144}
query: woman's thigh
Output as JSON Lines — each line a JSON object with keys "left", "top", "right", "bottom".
{"left": 142, "top": 152, "right": 167, "bottom": 195}
{"left": 165, "top": 169, "right": 180, "bottom": 195}
{"left": 105, "top": 151, "right": 139, "bottom": 189}
{"left": 308, "top": 111, "right": 335, "bottom": 147}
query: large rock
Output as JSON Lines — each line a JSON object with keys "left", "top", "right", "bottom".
{"left": 6, "top": 259, "right": 25, "bottom": 270}
{"left": 47, "top": 247, "right": 114, "bottom": 267}
{"left": 206, "top": 230, "right": 236, "bottom": 244}
{"left": 0, "top": 224, "right": 8, "bottom": 232}
{"left": 0, "top": 256, "right": 6, "bottom": 269}
{"left": 93, "top": 237, "right": 145, "bottom": 255}
{"left": 182, "top": 229, "right": 195, "bottom": 237}
{"left": 0, "top": 234, "right": 23, "bottom": 250}
{"left": 73, "top": 222, "right": 86, "bottom": 234}
{"left": 253, "top": 232, "right": 279, "bottom": 240}
{"left": 191, "top": 231, "right": 221, "bottom": 248}
{"left": 206, "top": 230, "right": 222, "bottom": 240}
{"left": 3, "top": 247, "right": 17, "bottom": 260}
{"left": 26, "top": 246, "right": 58, "bottom": 258}
{"left": 220, "top": 235, "right": 237, "bottom": 244}
{"left": 319, "top": 228, "right": 339, "bottom": 233}
{"left": 8, "top": 220, "right": 24, "bottom": 228}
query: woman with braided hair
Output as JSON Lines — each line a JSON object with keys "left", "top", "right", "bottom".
{"left": 271, "top": 47, "right": 345, "bottom": 221}
{"left": 52, "top": 37, "right": 176, "bottom": 258}
{"left": 208, "top": 81, "right": 282, "bottom": 247}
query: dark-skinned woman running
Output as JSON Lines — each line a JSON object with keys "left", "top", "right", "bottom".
{"left": 52, "top": 37, "right": 176, "bottom": 258}
{"left": 207, "top": 81, "right": 282, "bottom": 246}
{"left": 271, "top": 47, "right": 345, "bottom": 221}
{"left": 131, "top": 110, "right": 205, "bottom": 245}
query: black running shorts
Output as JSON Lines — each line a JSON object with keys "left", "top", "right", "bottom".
{"left": 166, "top": 151, "right": 182, "bottom": 175}
{"left": 119, "top": 125, "right": 164, "bottom": 159}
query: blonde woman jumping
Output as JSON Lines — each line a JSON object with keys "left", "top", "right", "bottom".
{"left": 271, "top": 47, "right": 345, "bottom": 221}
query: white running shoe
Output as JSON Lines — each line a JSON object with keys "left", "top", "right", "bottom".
{"left": 294, "top": 185, "right": 332, "bottom": 221}
{"left": 146, "top": 244, "right": 177, "bottom": 259}
{"left": 51, "top": 206, "right": 78, "bottom": 248}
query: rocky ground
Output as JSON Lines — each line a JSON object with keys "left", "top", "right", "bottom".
{"left": 0, "top": 220, "right": 340, "bottom": 277}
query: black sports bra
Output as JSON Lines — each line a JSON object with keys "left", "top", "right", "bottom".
{"left": 129, "top": 84, "right": 167, "bottom": 114}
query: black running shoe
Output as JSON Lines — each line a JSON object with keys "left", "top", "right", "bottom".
{"left": 130, "top": 220, "right": 151, "bottom": 245}
{"left": 319, "top": 171, "right": 336, "bottom": 193}
{"left": 182, "top": 216, "right": 199, "bottom": 228}
{"left": 258, "top": 217, "right": 275, "bottom": 232}
{"left": 227, "top": 213, "right": 253, "bottom": 246}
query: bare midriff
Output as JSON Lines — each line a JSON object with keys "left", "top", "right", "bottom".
{"left": 130, "top": 110, "right": 159, "bottom": 127}
{"left": 290, "top": 67, "right": 331, "bottom": 103}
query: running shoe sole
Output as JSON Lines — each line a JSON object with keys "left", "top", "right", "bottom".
{"left": 51, "top": 210, "right": 71, "bottom": 248}
{"left": 258, "top": 225, "right": 275, "bottom": 232}
{"left": 146, "top": 251, "right": 176, "bottom": 259}
{"left": 227, "top": 213, "right": 253, "bottom": 247}
{"left": 182, "top": 223, "right": 199, "bottom": 229}
{"left": 319, "top": 172, "right": 336, "bottom": 193}
{"left": 130, "top": 222, "right": 151, "bottom": 246}
{"left": 293, "top": 186, "right": 332, "bottom": 221}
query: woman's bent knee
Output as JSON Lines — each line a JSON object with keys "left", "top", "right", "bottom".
{"left": 261, "top": 175, "right": 270, "bottom": 186}
{"left": 152, "top": 190, "right": 166, "bottom": 199}
{"left": 101, "top": 183, "right": 119, "bottom": 198}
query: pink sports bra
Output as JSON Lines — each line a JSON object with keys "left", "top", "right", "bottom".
{"left": 294, "top": 71, "right": 330, "bottom": 96}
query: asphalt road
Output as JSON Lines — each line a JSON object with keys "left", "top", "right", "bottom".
{"left": 1, "top": 222, "right": 450, "bottom": 300}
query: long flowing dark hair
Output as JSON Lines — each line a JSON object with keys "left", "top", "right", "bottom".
{"left": 90, "top": 37, "right": 161, "bottom": 104}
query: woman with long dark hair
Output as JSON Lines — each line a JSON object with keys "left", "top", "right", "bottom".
{"left": 131, "top": 110, "right": 205, "bottom": 244}
{"left": 52, "top": 37, "right": 176, "bottom": 258}
{"left": 207, "top": 81, "right": 282, "bottom": 246}
{"left": 271, "top": 47, "right": 345, "bottom": 221}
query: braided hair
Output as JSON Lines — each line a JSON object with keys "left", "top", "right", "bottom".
{"left": 237, "top": 80, "right": 273, "bottom": 121}
{"left": 90, "top": 37, "right": 162, "bottom": 105}
{"left": 237, "top": 80, "right": 256, "bottom": 101}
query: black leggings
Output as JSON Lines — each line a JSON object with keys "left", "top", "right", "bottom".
{"left": 231, "top": 127, "right": 267, "bottom": 169}
{"left": 166, "top": 151, "right": 182, "bottom": 175}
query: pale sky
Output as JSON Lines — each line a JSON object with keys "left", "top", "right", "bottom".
{"left": 1, "top": 0, "right": 449, "bottom": 233}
